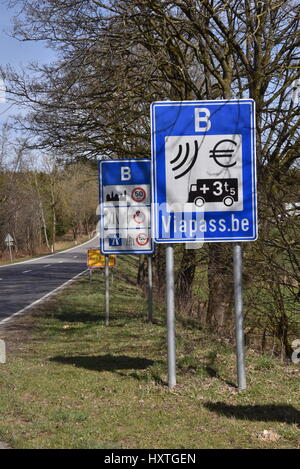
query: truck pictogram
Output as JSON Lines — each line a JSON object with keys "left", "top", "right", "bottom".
{"left": 187, "top": 178, "right": 238, "bottom": 208}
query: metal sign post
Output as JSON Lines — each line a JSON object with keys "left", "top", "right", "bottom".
{"left": 147, "top": 255, "right": 153, "bottom": 323}
{"left": 105, "top": 255, "right": 110, "bottom": 326}
{"left": 166, "top": 245, "right": 176, "bottom": 388}
{"left": 233, "top": 243, "right": 246, "bottom": 390}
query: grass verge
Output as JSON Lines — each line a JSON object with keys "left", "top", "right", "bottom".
{"left": 0, "top": 255, "right": 299, "bottom": 449}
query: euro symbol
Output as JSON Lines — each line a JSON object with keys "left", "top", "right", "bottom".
{"left": 209, "top": 139, "right": 237, "bottom": 168}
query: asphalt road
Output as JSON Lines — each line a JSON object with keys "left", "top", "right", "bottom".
{"left": 0, "top": 236, "right": 99, "bottom": 325}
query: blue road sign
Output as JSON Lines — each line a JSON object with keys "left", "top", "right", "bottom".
{"left": 98, "top": 159, "right": 153, "bottom": 254}
{"left": 151, "top": 99, "right": 257, "bottom": 243}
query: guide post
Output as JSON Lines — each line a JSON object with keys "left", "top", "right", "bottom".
{"left": 98, "top": 159, "right": 154, "bottom": 326}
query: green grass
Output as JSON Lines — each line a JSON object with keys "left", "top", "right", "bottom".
{"left": 0, "top": 255, "right": 299, "bottom": 449}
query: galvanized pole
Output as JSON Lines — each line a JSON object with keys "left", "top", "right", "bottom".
{"left": 105, "top": 255, "right": 110, "bottom": 326}
{"left": 166, "top": 245, "right": 176, "bottom": 388}
{"left": 233, "top": 243, "right": 246, "bottom": 390}
{"left": 147, "top": 255, "right": 153, "bottom": 323}
{"left": 8, "top": 242, "right": 12, "bottom": 263}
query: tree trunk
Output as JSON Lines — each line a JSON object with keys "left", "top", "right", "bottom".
{"left": 206, "top": 244, "right": 234, "bottom": 335}
{"left": 137, "top": 254, "right": 147, "bottom": 287}
{"left": 154, "top": 244, "right": 166, "bottom": 296}
{"left": 41, "top": 202, "right": 50, "bottom": 252}
{"left": 176, "top": 247, "right": 197, "bottom": 314}
{"left": 33, "top": 172, "right": 51, "bottom": 252}
{"left": 51, "top": 203, "right": 56, "bottom": 253}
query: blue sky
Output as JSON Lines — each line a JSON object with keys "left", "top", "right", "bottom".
{"left": 0, "top": 1, "right": 56, "bottom": 124}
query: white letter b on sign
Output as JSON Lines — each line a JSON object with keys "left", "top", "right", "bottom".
{"left": 121, "top": 166, "right": 131, "bottom": 181}
{"left": 195, "top": 108, "right": 211, "bottom": 132}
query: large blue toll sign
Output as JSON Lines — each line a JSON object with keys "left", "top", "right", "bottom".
{"left": 98, "top": 159, "right": 153, "bottom": 254}
{"left": 151, "top": 99, "right": 257, "bottom": 243}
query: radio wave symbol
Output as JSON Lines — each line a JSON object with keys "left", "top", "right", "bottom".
{"left": 170, "top": 140, "right": 199, "bottom": 179}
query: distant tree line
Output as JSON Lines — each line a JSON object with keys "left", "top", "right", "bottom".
{"left": 0, "top": 129, "right": 98, "bottom": 257}
{"left": 1, "top": 0, "right": 299, "bottom": 358}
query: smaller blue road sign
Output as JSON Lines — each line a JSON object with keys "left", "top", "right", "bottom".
{"left": 151, "top": 99, "right": 257, "bottom": 243}
{"left": 98, "top": 159, "right": 153, "bottom": 254}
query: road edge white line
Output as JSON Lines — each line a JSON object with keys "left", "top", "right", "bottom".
{"left": 0, "top": 269, "right": 89, "bottom": 327}
{"left": 0, "top": 234, "right": 99, "bottom": 269}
